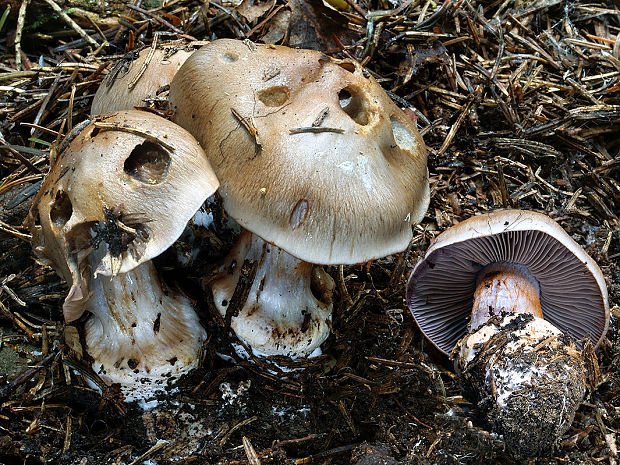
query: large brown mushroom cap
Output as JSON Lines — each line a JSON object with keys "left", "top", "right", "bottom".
{"left": 26, "top": 110, "right": 219, "bottom": 321}
{"left": 91, "top": 45, "right": 195, "bottom": 115}
{"left": 407, "top": 209, "right": 609, "bottom": 354}
{"left": 170, "top": 39, "right": 429, "bottom": 265}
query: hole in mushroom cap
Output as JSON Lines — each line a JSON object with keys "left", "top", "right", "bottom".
{"left": 50, "top": 190, "right": 72, "bottom": 227}
{"left": 258, "top": 86, "right": 290, "bottom": 107}
{"left": 289, "top": 199, "right": 309, "bottom": 230}
{"left": 220, "top": 52, "right": 239, "bottom": 63}
{"left": 338, "top": 86, "right": 370, "bottom": 125}
{"left": 124, "top": 141, "right": 171, "bottom": 185}
{"left": 390, "top": 116, "right": 417, "bottom": 154}
{"left": 336, "top": 61, "right": 356, "bottom": 73}
{"left": 66, "top": 221, "right": 98, "bottom": 255}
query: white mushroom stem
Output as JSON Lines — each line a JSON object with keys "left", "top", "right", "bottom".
{"left": 210, "top": 230, "right": 334, "bottom": 358}
{"left": 470, "top": 262, "right": 543, "bottom": 330}
{"left": 84, "top": 259, "right": 206, "bottom": 399}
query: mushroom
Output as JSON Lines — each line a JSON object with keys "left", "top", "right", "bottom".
{"left": 406, "top": 209, "right": 609, "bottom": 456}
{"left": 169, "top": 39, "right": 430, "bottom": 357}
{"left": 91, "top": 43, "right": 198, "bottom": 115}
{"left": 26, "top": 110, "right": 219, "bottom": 397}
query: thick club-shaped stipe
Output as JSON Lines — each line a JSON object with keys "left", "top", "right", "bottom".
{"left": 210, "top": 231, "right": 334, "bottom": 358}
{"left": 455, "top": 314, "right": 586, "bottom": 457}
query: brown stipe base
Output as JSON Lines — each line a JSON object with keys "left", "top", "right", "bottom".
{"left": 454, "top": 314, "right": 587, "bottom": 457}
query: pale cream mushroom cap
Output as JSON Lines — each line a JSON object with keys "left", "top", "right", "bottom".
{"left": 26, "top": 110, "right": 219, "bottom": 321}
{"left": 170, "top": 39, "right": 429, "bottom": 265}
{"left": 91, "top": 45, "right": 195, "bottom": 115}
{"left": 407, "top": 209, "right": 610, "bottom": 354}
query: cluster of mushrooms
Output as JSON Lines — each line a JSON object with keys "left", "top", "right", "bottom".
{"left": 25, "top": 39, "right": 609, "bottom": 455}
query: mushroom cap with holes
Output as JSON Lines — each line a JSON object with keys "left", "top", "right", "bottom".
{"left": 91, "top": 45, "right": 196, "bottom": 115}
{"left": 26, "top": 110, "right": 219, "bottom": 322}
{"left": 169, "top": 39, "right": 429, "bottom": 265}
{"left": 407, "top": 209, "right": 609, "bottom": 354}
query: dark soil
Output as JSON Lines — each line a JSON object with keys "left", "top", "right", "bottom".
{"left": 0, "top": 0, "right": 618, "bottom": 464}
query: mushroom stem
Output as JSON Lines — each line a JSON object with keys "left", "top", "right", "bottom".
{"left": 455, "top": 314, "right": 586, "bottom": 456}
{"left": 471, "top": 263, "right": 543, "bottom": 330}
{"left": 84, "top": 259, "right": 206, "bottom": 398}
{"left": 457, "top": 263, "right": 586, "bottom": 456}
{"left": 209, "top": 230, "right": 334, "bottom": 358}
{"left": 457, "top": 264, "right": 586, "bottom": 456}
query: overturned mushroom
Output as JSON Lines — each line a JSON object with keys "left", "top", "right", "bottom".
{"left": 407, "top": 210, "right": 609, "bottom": 456}
{"left": 170, "top": 39, "right": 430, "bottom": 357}
{"left": 91, "top": 42, "right": 200, "bottom": 115}
{"left": 26, "top": 110, "right": 219, "bottom": 397}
